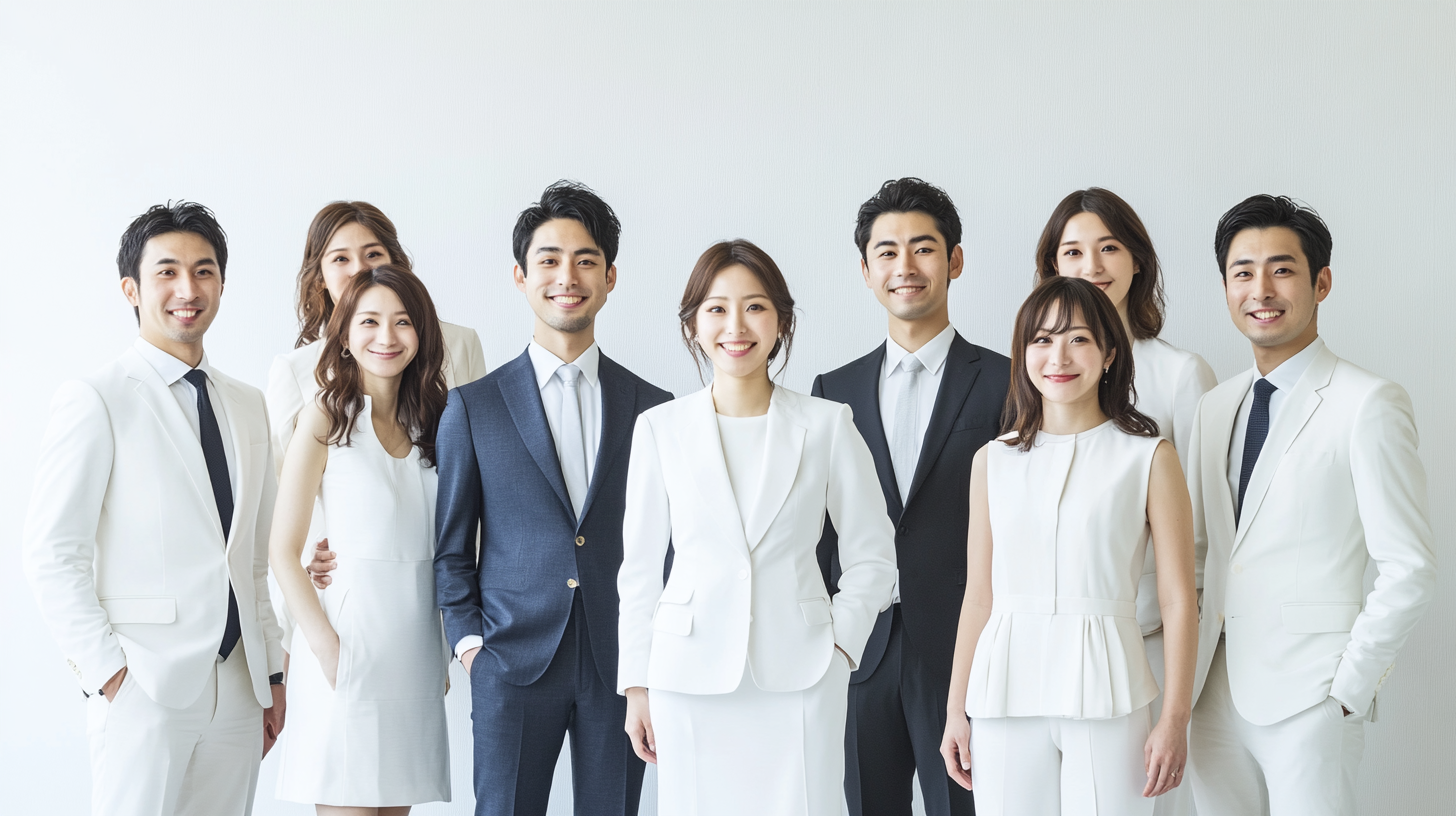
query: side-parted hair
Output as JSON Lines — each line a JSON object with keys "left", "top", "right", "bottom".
{"left": 117, "top": 201, "right": 229, "bottom": 284}
{"left": 1213, "top": 195, "right": 1332, "bottom": 283}
{"left": 853, "top": 177, "right": 962, "bottom": 260}
{"left": 294, "top": 201, "right": 412, "bottom": 348}
{"left": 512, "top": 180, "right": 621, "bottom": 270}
{"left": 1002, "top": 276, "right": 1158, "bottom": 452}
{"left": 1034, "top": 188, "right": 1165, "bottom": 341}
{"left": 315, "top": 264, "right": 447, "bottom": 467}
{"left": 678, "top": 239, "right": 797, "bottom": 379}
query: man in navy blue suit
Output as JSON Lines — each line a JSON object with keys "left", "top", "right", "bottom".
{"left": 433, "top": 181, "right": 672, "bottom": 816}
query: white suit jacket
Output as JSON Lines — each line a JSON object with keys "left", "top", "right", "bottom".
{"left": 617, "top": 385, "right": 897, "bottom": 695}
{"left": 23, "top": 348, "right": 285, "bottom": 709}
{"left": 1188, "top": 343, "right": 1436, "bottom": 724}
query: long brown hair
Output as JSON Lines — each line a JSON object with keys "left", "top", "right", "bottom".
{"left": 678, "top": 240, "right": 798, "bottom": 381}
{"left": 315, "top": 264, "right": 447, "bottom": 466}
{"left": 1034, "top": 188, "right": 1165, "bottom": 340}
{"left": 1002, "top": 276, "right": 1158, "bottom": 452}
{"left": 294, "top": 201, "right": 412, "bottom": 347}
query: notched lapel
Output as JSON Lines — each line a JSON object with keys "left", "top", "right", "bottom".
{"left": 848, "top": 346, "right": 901, "bottom": 518}
{"left": 744, "top": 387, "right": 807, "bottom": 551}
{"left": 579, "top": 358, "right": 635, "bottom": 522}
{"left": 1203, "top": 373, "right": 1248, "bottom": 546}
{"left": 906, "top": 337, "right": 982, "bottom": 507}
{"left": 216, "top": 376, "right": 254, "bottom": 550}
{"left": 124, "top": 351, "right": 220, "bottom": 540}
{"left": 681, "top": 387, "right": 750, "bottom": 552}
{"left": 498, "top": 357, "right": 574, "bottom": 520}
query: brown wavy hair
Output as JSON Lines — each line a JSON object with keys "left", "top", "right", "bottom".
{"left": 678, "top": 240, "right": 798, "bottom": 381}
{"left": 294, "top": 201, "right": 412, "bottom": 348}
{"left": 1002, "top": 276, "right": 1158, "bottom": 452}
{"left": 314, "top": 265, "right": 447, "bottom": 466}
{"left": 1034, "top": 188, "right": 1166, "bottom": 340}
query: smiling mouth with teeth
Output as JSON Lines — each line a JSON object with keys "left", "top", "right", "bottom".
{"left": 172, "top": 309, "right": 200, "bottom": 318}
{"left": 551, "top": 296, "right": 584, "bottom": 305}
{"left": 1250, "top": 310, "right": 1284, "bottom": 320}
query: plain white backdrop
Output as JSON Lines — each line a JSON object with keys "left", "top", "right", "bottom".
{"left": 2, "top": 3, "right": 1451, "bottom": 814}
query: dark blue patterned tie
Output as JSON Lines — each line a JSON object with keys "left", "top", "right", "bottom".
{"left": 1236, "top": 378, "right": 1278, "bottom": 525}
{"left": 183, "top": 369, "right": 242, "bottom": 659}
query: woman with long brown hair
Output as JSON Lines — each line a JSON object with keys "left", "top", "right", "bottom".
{"left": 269, "top": 265, "right": 451, "bottom": 814}
{"left": 938, "top": 276, "right": 1197, "bottom": 815}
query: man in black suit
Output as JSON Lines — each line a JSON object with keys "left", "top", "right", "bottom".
{"left": 813, "top": 178, "right": 1009, "bottom": 816}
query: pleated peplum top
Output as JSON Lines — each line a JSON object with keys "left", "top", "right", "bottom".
{"left": 965, "top": 420, "right": 1162, "bottom": 720}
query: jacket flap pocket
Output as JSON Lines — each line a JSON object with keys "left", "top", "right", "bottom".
{"left": 799, "top": 598, "right": 834, "bottom": 626}
{"left": 100, "top": 596, "right": 177, "bottom": 625}
{"left": 653, "top": 603, "right": 693, "bottom": 636}
{"left": 1282, "top": 602, "right": 1362, "bottom": 634}
{"left": 658, "top": 583, "right": 693, "bottom": 605}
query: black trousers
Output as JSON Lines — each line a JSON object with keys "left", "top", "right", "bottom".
{"left": 470, "top": 594, "right": 645, "bottom": 816}
{"left": 845, "top": 606, "right": 976, "bottom": 816}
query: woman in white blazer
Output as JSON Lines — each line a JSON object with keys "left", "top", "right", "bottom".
{"left": 1034, "top": 188, "right": 1217, "bottom": 816}
{"left": 618, "top": 240, "right": 898, "bottom": 816}
{"left": 939, "top": 277, "right": 1198, "bottom": 816}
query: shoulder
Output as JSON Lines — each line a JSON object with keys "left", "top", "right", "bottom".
{"left": 600, "top": 354, "right": 674, "bottom": 405}
{"left": 277, "top": 341, "right": 321, "bottom": 372}
{"left": 440, "top": 321, "right": 478, "bottom": 345}
{"left": 785, "top": 387, "right": 851, "bottom": 423}
{"left": 955, "top": 334, "right": 1012, "bottom": 370}
{"left": 294, "top": 398, "right": 330, "bottom": 438}
{"left": 210, "top": 367, "right": 269, "bottom": 413}
{"left": 815, "top": 345, "right": 884, "bottom": 391}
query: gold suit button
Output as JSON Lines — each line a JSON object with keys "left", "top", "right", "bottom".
{"left": 576, "top": 536, "right": 585, "bottom": 547}
{"left": 567, "top": 579, "right": 579, "bottom": 588}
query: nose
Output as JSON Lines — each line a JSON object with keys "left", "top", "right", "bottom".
{"left": 726, "top": 307, "right": 747, "bottom": 334}
{"left": 174, "top": 272, "right": 200, "bottom": 301}
{"left": 1050, "top": 337, "right": 1073, "bottom": 366}
{"left": 1251, "top": 268, "right": 1277, "bottom": 300}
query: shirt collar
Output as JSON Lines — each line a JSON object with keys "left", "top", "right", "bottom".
{"left": 133, "top": 337, "right": 210, "bottom": 387}
{"left": 884, "top": 323, "right": 956, "bottom": 378}
{"left": 528, "top": 341, "right": 601, "bottom": 390}
{"left": 1259, "top": 335, "right": 1324, "bottom": 394}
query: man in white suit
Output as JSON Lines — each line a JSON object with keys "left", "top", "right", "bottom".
{"left": 1184, "top": 195, "right": 1436, "bottom": 816}
{"left": 23, "top": 202, "right": 287, "bottom": 816}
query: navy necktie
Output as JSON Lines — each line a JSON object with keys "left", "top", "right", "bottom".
{"left": 1236, "top": 378, "right": 1278, "bottom": 524}
{"left": 183, "top": 369, "right": 242, "bottom": 659}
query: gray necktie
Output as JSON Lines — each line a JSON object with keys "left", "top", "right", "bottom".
{"left": 890, "top": 354, "right": 924, "bottom": 505}
{"left": 557, "top": 364, "right": 589, "bottom": 520}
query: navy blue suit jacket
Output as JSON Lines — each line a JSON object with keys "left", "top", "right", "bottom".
{"left": 434, "top": 348, "right": 672, "bottom": 690}
{"left": 812, "top": 333, "right": 1009, "bottom": 685}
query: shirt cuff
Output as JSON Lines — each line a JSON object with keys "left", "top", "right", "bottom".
{"left": 455, "top": 635, "right": 484, "bottom": 661}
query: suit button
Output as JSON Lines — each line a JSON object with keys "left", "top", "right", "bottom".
{"left": 567, "top": 579, "right": 579, "bottom": 588}
{"left": 1232, "top": 564, "right": 1243, "bottom": 574}
{"left": 575, "top": 536, "right": 585, "bottom": 547}
{"left": 737, "top": 570, "right": 748, "bottom": 580}
{"left": 898, "top": 525, "right": 908, "bottom": 535}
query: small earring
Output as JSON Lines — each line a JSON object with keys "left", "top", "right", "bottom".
{"left": 342, "top": 348, "right": 352, "bottom": 358}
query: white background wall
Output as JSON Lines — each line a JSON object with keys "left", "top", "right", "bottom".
{"left": 2, "top": 3, "right": 1451, "bottom": 814}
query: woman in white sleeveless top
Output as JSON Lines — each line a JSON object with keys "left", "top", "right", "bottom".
{"left": 618, "top": 241, "right": 897, "bottom": 816}
{"left": 269, "top": 266, "right": 451, "bottom": 813}
{"left": 1034, "top": 188, "right": 1217, "bottom": 816}
{"left": 940, "top": 276, "right": 1197, "bottom": 816}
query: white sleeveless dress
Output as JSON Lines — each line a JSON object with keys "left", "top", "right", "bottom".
{"left": 966, "top": 420, "right": 1162, "bottom": 720}
{"left": 275, "top": 397, "right": 450, "bottom": 806}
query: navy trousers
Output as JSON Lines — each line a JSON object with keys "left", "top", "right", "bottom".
{"left": 470, "top": 594, "right": 645, "bottom": 816}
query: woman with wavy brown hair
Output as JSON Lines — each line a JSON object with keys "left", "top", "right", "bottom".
{"left": 269, "top": 265, "right": 451, "bottom": 813}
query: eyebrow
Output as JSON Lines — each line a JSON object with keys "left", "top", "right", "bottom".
{"left": 152, "top": 257, "right": 216, "bottom": 267}
{"left": 703, "top": 293, "right": 769, "bottom": 301}
{"left": 1037, "top": 324, "right": 1093, "bottom": 333}
{"left": 534, "top": 246, "right": 603, "bottom": 257}
{"left": 355, "top": 310, "right": 411, "bottom": 317}
{"left": 325, "top": 241, "right": 384, "bottom": 255}
{"left": 1060, "top": 235, "right": 1116, "bottom": 246}
{"left": 873, "top": 234, "right": 940, "bottom": 249}
{"left": 1230, "top": 253, "right": 1299, "bottom": 267}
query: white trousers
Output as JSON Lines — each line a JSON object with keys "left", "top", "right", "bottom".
{"left": 971, "top": 706, "right": 1155, "bottom": 816}
{"left": 87, "top": 652, "right": 264, "bottom": 816}
{"left": 1188, "top": 638, "right": 1364, "bottom": 816}
{"left": 1145, "top": 630, "right": 1196, "bottom": 816}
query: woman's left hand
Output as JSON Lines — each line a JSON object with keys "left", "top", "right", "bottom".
{"left": 1142, "top": 716, "right": 1188, "bottom": 797}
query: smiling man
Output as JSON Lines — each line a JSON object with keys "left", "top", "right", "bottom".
{"left": 23, "top": 202, "right": 286, "bottom": 816}
{"left": 433, "top": 181, "right": 672, "bottom": 816}
{"left": 1184, "top": 195, "right": 1437, "bottom": 816}
{"left": 812, "top": 178, "right": 1009, "bottom": 816}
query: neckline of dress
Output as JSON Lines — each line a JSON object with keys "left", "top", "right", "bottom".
{"left": 358, "top": 395, "right": 418, "bottom": 461}
{"left": 1034, "top": 418, "right": 1115, "bottom": 445}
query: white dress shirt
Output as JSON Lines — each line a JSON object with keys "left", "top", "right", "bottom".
{"left": 133, "top": 337, "right": 236, "bottom": 495}
{"left": 878, "top": 323, "right": 955, "bottom": 468}
{"left": 1226, "top": 337, "right": 1326, "bottom": 504}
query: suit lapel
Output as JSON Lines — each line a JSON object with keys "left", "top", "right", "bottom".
{"left": 682, "top": 387, "right": 750, "bottom": 553}
{"left": 1232, "top": 347, "right": 1336, "bottom": 553}
{"left": 123, "top": 350, "right": 222, "bottom": 542}
{"left": 744, "top": 387, "right": 807, "bottom": 551}
{"left": 498, "top": 350, "right": 575, "bottom": 521}
{"left": 215, "top": 374, "right": 253, "bottom": 551}
{"left": 578, "top": 354, "right": 636, "bottom": 524}
{"left": 1202, "top": 371, "right": 1248, "bottom": 549}
{"left": 847, "top": 344, "right": 902, "bottom": 518}
{"left": 905, "top": 334, "right": 981, "bottom": 508}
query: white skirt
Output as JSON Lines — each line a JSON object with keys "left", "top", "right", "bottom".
{"left": 649, "top": 652, "right": 851, "bottom": 816}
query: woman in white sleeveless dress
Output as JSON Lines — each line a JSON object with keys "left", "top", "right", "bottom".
{"left": 270, "top": 265, "right": 451, "bottom": 814}
{"left": 1033, "top": 188, "right": 1217, "bottom": 816}
{"left": 940, "top": 276, "right": 1198, "bottom": 816}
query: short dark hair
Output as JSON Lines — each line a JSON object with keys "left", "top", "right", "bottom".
{"left": 853, "top": 177, "right": 962, "bottom": 260}
{"left": 1214, "top": 195, "right": 1332, "bottom": 283}
{"left": 117, "top": 201, "right": 229, "bottom": 284}
{"left": 512, "top": 180, "right": 621, "bottom": 270}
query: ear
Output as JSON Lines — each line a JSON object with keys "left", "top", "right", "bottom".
{"left": 604, "top": 264, "right": 618, "bottom": 293}
{"left": 1104, "top": 347, "right": 1117, "bottom": 368}
{"left": 121, "top": 276, "right": 140, "bottom": 307}
{"left": 947, "top": 244, "right": 965, "bottom": 282}
{"left": 513, "top": 264, "right": 528, "bottom": 294}
{"left": 860, "top": 257, "right": 872, "bottom": 288}
{"left": 1314, "top": 266, "right": 1332, "bottom": 303}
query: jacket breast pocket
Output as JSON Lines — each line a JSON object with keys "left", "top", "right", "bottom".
{"left": 799, "top": 597, "right": 834, "bottom": 626}
{"left": 1282, "top": 602, "right": 1362, "bottom": 634}
{"left": 100, "top": 596, "right": 176, "bottom": 624}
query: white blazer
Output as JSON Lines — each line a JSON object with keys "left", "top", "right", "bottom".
{"left": 617, "top": 385, "right": 897, "bottom": 695}
{"left": 1188, "top": 343, "right": 1436, "bottom": 724}
{"left": 23, "top": 348, "right": 285, "bottom": 709}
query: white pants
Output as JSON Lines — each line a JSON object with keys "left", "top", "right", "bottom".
{"left": 1145, "top": 630, "right": 1196, "bottom": 816}
{"left": 88, "top": 652, "right": 264, "bottom": 816}
{"left": 1188, "top": 639, "right": 1364, "bottom": 816}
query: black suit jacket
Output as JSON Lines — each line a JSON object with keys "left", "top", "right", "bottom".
{"left": 812, "top": 332, "right": 1010, "bottom": 684}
